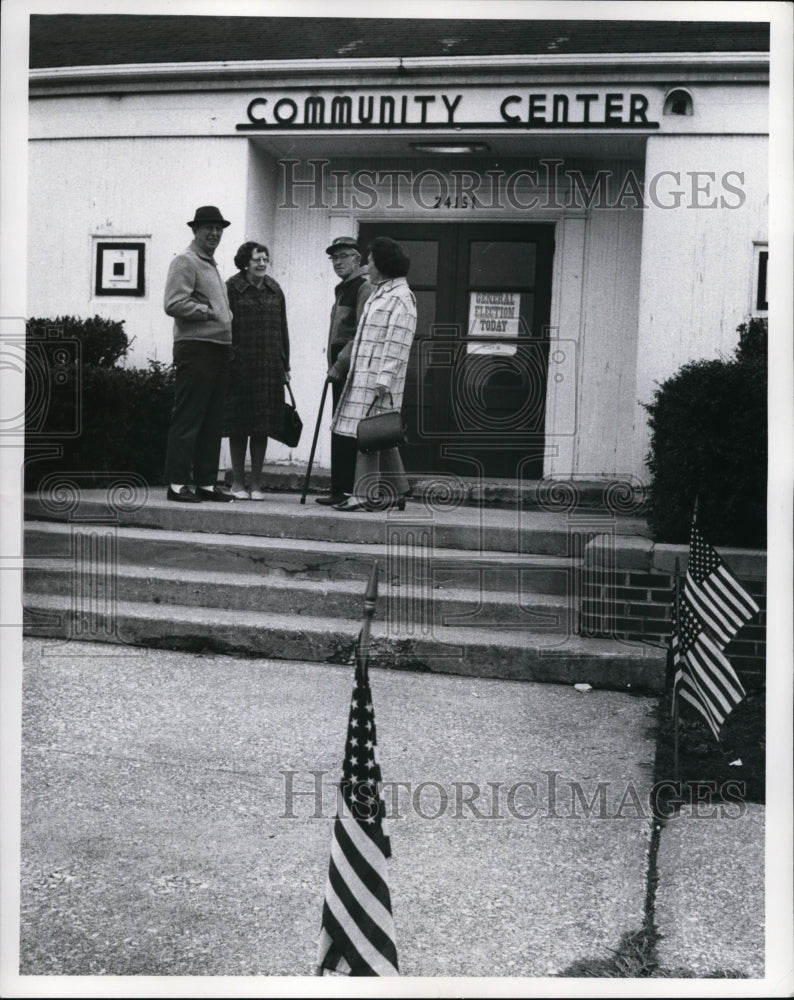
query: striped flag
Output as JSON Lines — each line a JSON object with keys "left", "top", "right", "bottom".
{"left": 672, "top": 597, "right": 747, "bottom": 739}
{"left": 685, "top": 514, "right": 760, "bottom": 645}
{"left": 316, "top": 635, "right": 398, "bottom": 976}
{"left": 671, "top": 509, "right": 759, "bottom": 739}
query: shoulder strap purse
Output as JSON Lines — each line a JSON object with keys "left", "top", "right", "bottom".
{"left": 356, "top": 391, "right": 407, "bottom": 453}
{"left": 271, "top": 381, "right": 303, "bottom": 447}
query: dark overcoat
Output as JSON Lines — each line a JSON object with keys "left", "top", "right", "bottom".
{"left": 223, "top": 272, "right": 290, "bottom": 437}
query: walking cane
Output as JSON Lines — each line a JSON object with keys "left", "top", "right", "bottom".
{"left": 300, "top": 377, "right": 332, "bottom": 504}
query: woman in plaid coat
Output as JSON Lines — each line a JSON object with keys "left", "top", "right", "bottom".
{"left": 223, "top": 241, "right": 290, "bottom": 500}
{"left": 331, "top": 237, "right": 417, "bottom": 511}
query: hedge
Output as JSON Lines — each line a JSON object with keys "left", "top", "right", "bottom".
{"left": 25, "top": 316, "right": 175, "bottom": 490}
{"left": 643, "top": 319, "right": 767, "bottom": 547}
{"left": 26, "top": 314, "right": 131, "bottom": 368}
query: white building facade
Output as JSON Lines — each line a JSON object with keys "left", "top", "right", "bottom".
{"left": 26, "top": 16, "right": 769, "bottom": 486}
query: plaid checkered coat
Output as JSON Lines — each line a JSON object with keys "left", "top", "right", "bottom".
{"left": 331, "top": 276, "right": 417, "bottom": 438}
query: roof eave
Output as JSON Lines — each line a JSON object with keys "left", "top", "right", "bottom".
{"left": 29, "top": 50, "right": 770, "bottom": 87}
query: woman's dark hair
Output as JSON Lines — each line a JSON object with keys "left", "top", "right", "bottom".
{"left": 367, "top": 236, "right": 410, "bottom": 278}
{"left": 234, "top": 241, "right": 269, "bottom": 272}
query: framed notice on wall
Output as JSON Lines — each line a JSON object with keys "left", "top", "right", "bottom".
{"left": 94, "top": 241, "right": 146, "bottom": 297}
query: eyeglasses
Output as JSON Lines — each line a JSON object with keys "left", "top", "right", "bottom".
{"left": 331, "top": 252, "right": 357, "bottom": 262}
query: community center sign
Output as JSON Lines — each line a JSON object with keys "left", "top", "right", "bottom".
{"left": 238, "top": 87, "right": 660, "bottom": 130}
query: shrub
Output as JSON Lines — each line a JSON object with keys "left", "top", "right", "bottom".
{"left": 24, "top": 315, "right": 175, "bottom": 490}
{"left": 26, "top": 315, "right": 131, "bottom": 368}
{"left": 26, "top": 360, "right": 176, "bottom": 490}
{"left": 643, "top": 319, "right": 767, "bottom": 548}
{"left": 734, "top": 316, "right": 767, "bottom": 364}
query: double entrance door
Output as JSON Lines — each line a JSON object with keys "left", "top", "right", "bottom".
{"left": 357, "top": 222, "right": 555, "bottom": 480}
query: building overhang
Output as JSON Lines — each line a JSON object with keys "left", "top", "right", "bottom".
{"left": 246, "top": 132, "right": 650, "bottom": 163}
{"left": 29, "top": 50, "right": 769, "bottom": 96}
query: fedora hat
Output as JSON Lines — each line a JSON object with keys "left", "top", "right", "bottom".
{"left": 325, "top": 236, "right": 360, "bottom": 256}
{"left": 188, "top": 206, "right": 231, "bottom": 229}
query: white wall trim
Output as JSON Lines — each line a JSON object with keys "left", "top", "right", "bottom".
{"left": 543, "top": 214, "right": 586, "bottom": 478}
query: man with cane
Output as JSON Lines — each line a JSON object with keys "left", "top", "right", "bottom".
{"left": 314, "top": 237, "right": 373, "bottom": 506}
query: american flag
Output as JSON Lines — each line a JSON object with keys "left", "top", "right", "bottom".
{"left": 316, "top": 635, "right": 398, "bottom": 976}
{"left": 672, "top": 596, "right": 748, "bottom": 739}
{"left": 685, "top": 514, "right": 760, "bottom": 645}
{"left": 671, "top": 510, "right": 759, "bottom": 739}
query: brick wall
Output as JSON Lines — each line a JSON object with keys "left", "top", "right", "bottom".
{"left": 581, "top": 538, "right": 767, "bottom": 690}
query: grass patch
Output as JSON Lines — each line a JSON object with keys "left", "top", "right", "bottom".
{"left": 559, "top": 927, "right": 658, "bottom": 978}
{"left": 653, "top": 683, "right": 766, "bottom": 810}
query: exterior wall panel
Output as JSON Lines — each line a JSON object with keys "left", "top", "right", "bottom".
{"left": 267, "top": 160, "right": 341, "bottom": 468}
{"left": 574, "top": 169, "right": 644, "bottom": 481}
{"left": 27, "top": 136, "right": 249, "bottom": 365}
{"left": 632, "top": 134, "right": 768, "bottom": 474}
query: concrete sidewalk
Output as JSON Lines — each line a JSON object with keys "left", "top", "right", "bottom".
{"left": 13, "top": 638, "right": 768, "bottom": 989}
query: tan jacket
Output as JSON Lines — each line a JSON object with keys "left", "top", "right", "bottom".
{"left": 164, "top": 241, "right": 233, "bottom": 345}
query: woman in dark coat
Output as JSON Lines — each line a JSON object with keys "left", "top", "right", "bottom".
{"left": 223, "top": 242, "right": 290, "bottom": 500}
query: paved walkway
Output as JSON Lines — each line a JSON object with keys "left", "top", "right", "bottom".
{"left": 6, "top": 637, "right": 782, "bottom": 995}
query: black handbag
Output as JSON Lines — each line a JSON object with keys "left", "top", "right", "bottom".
{"left": 356, "top": 393, "right": 407, "bottom": 453}
{"left": 271, "top": 382, "right": 303, "bottom": 447}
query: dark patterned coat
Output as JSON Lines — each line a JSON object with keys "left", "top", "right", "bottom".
{"left": 222, "top": 271, "right": 290, "bottom": 438}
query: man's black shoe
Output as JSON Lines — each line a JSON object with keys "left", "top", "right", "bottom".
{"left": 196, "top": 486, "right": 235, "bottom": 503}
{"left": 315, "top": 493, "right": 346, "bottom": 506}
{"left": 167, "top": 486, "right": 200, "bottom": 504}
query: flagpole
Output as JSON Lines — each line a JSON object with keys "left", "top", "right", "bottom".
{"left": 360, "top": 561, "right": 379, "bottom": 676}
{"left": 316, "top": 556, "right": 399, "bottom": 977}
{"left": 672, "top": 557, "right": 681, "bottom": 783}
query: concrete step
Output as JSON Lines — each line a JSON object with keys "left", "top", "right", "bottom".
{"left": 229, "top": 464, "right": 649, "bottom": 513}
{"left": 22, "top": 593, "right": 666, "bottom": 692}
{"left": 24, "top": 493, "right": 650, "bottom": 557}
{"left": 24, "top": 560, "right": 577, "bottom": 632}
{"left": 24, "top": 522, "right": 578, "bottom": 595}
{"left": 23, "top": 490, "right": 663, "bottom": 690}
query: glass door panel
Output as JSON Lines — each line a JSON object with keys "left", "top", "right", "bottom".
{"left": 468, "top": 241, "right": 537, "bottom": 287}
{"left": 356, "top": 222, "right": 554, "bottom": 480}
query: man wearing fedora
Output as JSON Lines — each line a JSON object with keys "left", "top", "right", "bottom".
{"left": 163, "top": 206, "right": 235, "bottom": 503}
{"left": 315, "top": 236, "right": 373, "bottom": 506}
